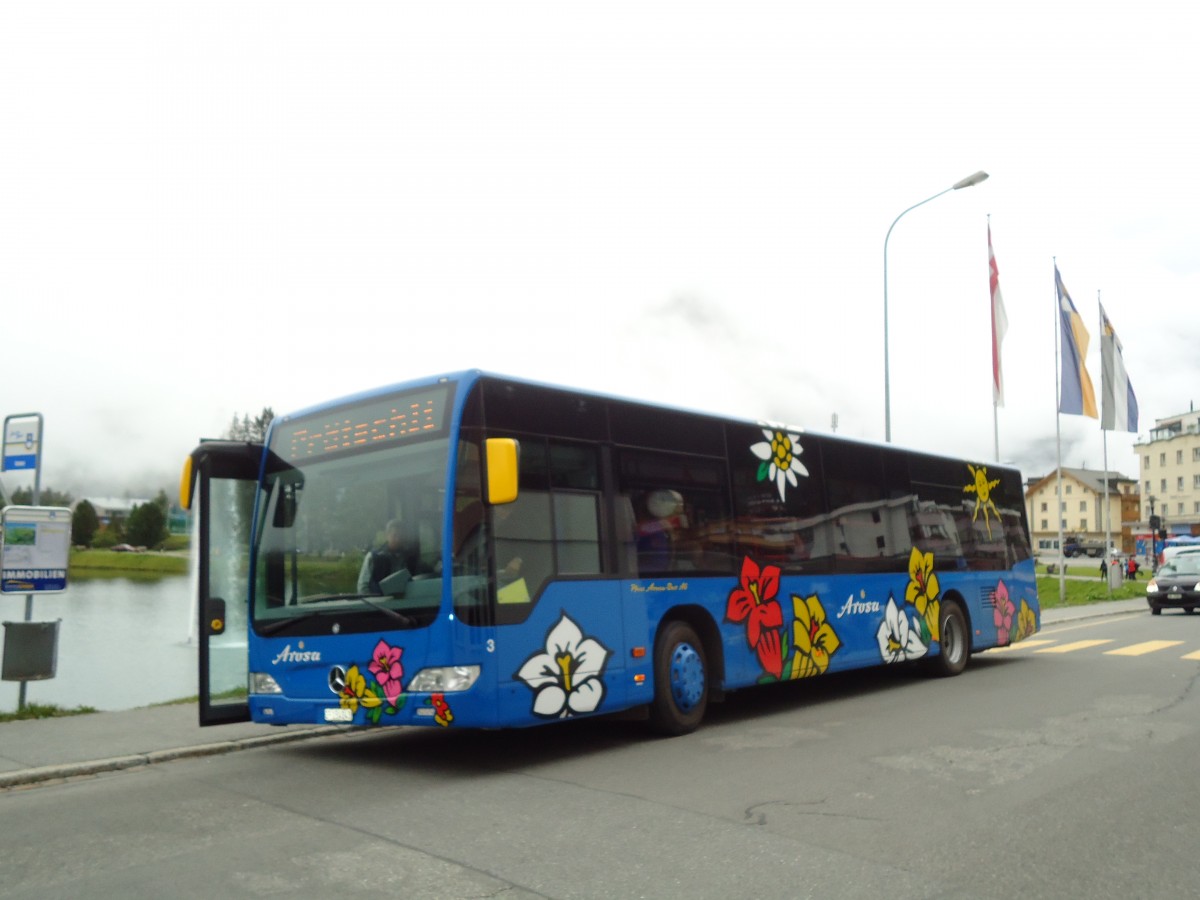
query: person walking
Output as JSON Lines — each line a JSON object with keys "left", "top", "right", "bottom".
{"left": 1099, "top": 558, "right": 1108, "bottom": 580}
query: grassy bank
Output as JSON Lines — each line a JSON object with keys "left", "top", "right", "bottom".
{"left": 0, "top": 703, "right": 98, "bottom": 722}
{"left": 1036, "top": 573, "right": 1146, "bottom": 608}
{"left": 69, "top": 548, "right": 189, "bottom": 577}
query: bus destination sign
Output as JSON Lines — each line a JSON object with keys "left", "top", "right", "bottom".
{"left": 272, "top": 385, "right": 451, "bottom": 463}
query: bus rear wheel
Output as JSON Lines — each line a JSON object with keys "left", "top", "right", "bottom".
{"left": 649, "top": 620, "right": 708, "bottom": 735}
{"left": 928, "top": 601, "right": 969, "bottom": 677}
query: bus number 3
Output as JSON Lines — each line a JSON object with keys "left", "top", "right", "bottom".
{"left": 487, "top": 639, "right": 495, "bottom": 653}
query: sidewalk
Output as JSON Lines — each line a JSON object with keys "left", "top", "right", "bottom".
{"left": 0, "top": 599, "right": 1149, "bottom": 790}
{"left": 0, "top": 702, "right": 333, "bottom": 789}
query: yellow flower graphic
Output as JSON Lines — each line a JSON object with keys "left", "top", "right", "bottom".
{"left": 963, "top": 464, "right": 1002, "bottom": 538}
{"left": 905, "top": 547, "right": 941, "bottom": 642}
{"left": 338, "top": 664, "right": 383, "bottom": 714}
{"left": 1016, "top": 599, "right": 1038, "bottom": 641}
{"left": 787, "top": 593, "right": 841, "bottom": 679}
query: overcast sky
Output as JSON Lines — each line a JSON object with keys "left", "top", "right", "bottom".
{"left": 2, "top": 2, "right": 1195, "bottom": 502}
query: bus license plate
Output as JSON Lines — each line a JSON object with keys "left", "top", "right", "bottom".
{"left": 324, "top": 707, "right": 353, "bottom": 723}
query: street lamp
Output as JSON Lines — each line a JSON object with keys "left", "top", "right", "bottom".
{"left": 883, "top": 170, "right": 989, "bottom": 442}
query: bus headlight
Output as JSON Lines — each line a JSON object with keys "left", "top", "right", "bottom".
{"left": 250, "top": 672, "right": 284, "bottom": 694}
{"left": 407, "top": 665, "right": 480, "bottom": 693}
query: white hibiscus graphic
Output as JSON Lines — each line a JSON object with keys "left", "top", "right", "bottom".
{"left": 876, "top": 594, "right": 927, "bottom": 663}
{"left": 517, "top": 614, "right": 611, "bottom": 719}
{"left": 750, "top": 427, "right": 809, "bottom": 502}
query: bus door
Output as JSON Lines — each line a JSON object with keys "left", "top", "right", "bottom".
{"left": 483, "top": 439, "right": 631, "bottom": 721}
{"left": 181, "top": 441, "right": 264, "bottom": 726}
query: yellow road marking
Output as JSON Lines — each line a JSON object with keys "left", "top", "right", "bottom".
{"left": 989, "top": 639, "right": 1057, "bottom": 652}
{"left": 1035, "top": 639, "right": 1114, "bottom": 653}
{"left": 1105, "top": 640, "right": 1185, "bottom": 656}
{"left": 1183, "top": 650, "right": 1200, "bottom": 661}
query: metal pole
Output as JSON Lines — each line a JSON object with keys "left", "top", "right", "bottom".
{"left": 1053, "top": 258, "right": 1066, "bottom": 604}
{"left": 883, "top": 171, "right": 989, "bottom": 443}
{"left": 16, "top": 414, "right": 43, "bottom": 711}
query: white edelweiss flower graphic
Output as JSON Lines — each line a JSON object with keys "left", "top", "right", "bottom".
{"left": 876, "top": 595, "right": 927, "bottom": 663}
{"left": 517, "top": 614, "right": 610, "bottom": 718}
{"left": 750, "top": 427, "right": 809, "bottom": 502}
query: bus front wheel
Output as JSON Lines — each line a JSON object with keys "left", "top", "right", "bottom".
{"left": 928, "top": 601, "right": 969, "bottom": 677}
{"left": 649, "top": 620, "right": 708, "bottom": 735}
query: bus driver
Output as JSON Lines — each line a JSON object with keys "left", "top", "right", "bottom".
{"left": 357, "top": 518, "right": 435, "bottom": 595}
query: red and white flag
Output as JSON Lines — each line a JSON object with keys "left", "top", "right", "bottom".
{"left": 988, "top": 224, "right": 1008, "bottom": 406}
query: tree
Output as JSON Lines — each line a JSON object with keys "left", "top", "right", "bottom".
{"left": 10, "top": 486, "right": 73, "bottom": 506}
{"left": 71, "top": 500, "right": 100, "bottom": 547}
{"left": 125, "top": 501, "right": 167, "bottom": 549}
{"left": 224, "top": 407, "right": 275, "bottom": 442}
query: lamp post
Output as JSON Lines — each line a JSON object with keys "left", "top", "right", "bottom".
{"left": 883, "top": 170, "right": 989, "bottom": 442}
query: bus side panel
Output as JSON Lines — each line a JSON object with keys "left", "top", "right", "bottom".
{"left": 491, "top": 580, "right": 629, "bottom": 728}
{"left": 953, "top": 557, "right": 1040, "bottom": 653}
{"left": 639, "top": 559, "right": 1042, "bottom": 696}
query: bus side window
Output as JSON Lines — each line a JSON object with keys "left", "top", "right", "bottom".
{"left": 615, "top": 494, "right": 638, "bottom": 574}
{"left": 494, "top": 491, "right": 554, "bottom": 596}
{"left": 554, "top": 492, "right": 601, "bottom": 574}
{"left": 728, "top": 424, "right": 829, "bottom": 573}
{"left": 619, "top": 449, "right": 731, "bottom": 577}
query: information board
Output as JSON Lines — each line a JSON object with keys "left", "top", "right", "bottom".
{"left": 1, "top": 506, "right": 71, "bottom": 593}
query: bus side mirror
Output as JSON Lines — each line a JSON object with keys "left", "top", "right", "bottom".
{"left": 179, "top": 455, "right": 196, "bottom": 510}
{"left": 485, "top": 438, "right": 519, "bottom": 505}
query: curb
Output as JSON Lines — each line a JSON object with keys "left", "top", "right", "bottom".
{"left": 0, "top": 726, "right": 333, "bottom": 790}
{"left": 1041, "top": 601, "right": 1147, "bottom": 627}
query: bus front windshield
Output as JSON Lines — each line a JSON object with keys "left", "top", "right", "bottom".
{"left": 252, "top": 437, "right": 465, "bottom": 637}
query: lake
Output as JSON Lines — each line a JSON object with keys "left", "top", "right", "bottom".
{"left": 0, "top": 576, "right": 196, "bottom": 713}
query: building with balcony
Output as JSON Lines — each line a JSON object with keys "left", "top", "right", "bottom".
{"left": 1138, "top": 409, "right": 1200, "bottom": 537}
{"left": 1024, "top": 467, "right": 1139, "bottom": 555}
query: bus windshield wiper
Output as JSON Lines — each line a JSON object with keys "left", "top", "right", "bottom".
{"left": 297, "top": 593, "right": 414, "bottom": 626}
{"left": 258, "top": 611, "right": 325, "bottom": 637}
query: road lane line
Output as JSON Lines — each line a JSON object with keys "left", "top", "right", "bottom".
{"left": 1103, "top": 640, "right": 1185, "bottom": 657}
{"left": 988, "top": 639, "right": 1058, "bottom": 652}
{"left": 1035, "top": 639, "right": 1114, "bottom": 653}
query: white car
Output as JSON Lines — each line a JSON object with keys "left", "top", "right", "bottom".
{"left": 1161, "top": 545, "right": 1200, "bottom": 565}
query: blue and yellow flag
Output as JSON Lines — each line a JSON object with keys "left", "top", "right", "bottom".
{"left": 1055, "top": 265, "right": 1098, "bottom": 418}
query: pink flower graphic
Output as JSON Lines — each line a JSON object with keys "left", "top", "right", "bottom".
{"left": 992, "top": 580, "right": 1015, "bottom": 646}
{"left": 368, "top": 639, "right": 404, "bottom": 706}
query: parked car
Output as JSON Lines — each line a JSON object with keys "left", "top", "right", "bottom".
{"left": 1146, "top": 555, "right": 1200, "bottom": 615}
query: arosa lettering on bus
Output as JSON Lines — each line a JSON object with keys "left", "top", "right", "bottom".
{"left": 271, "top": 644, "right": 322, "bottom": 665}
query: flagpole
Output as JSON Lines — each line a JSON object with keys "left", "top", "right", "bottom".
{"left": 1099, "top": 291, "right": 1113, "bottom": 596}
{"left": 984, "top": 214, "right": 1003, "bottom": 460}
{"left": 989, "top": 215, "right": 1000, "bottom": 461}
{"left": 1054, "top": 257, "right": 1066, "bottom": 604}
{"left": 1103, "top": 430, "right": 1112, "bottom": 595}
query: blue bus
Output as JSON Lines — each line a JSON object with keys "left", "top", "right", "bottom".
{"left": 181, "top": 371, "right": 1040, "bottom": 734}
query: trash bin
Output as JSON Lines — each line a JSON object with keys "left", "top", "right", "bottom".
{"left": 1, "top": 620, "right": 61, "bottom": 681}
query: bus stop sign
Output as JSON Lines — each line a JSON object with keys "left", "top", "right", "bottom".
{"left": 2, "top": 414, "right": 41, "bottom": 472}
{"left": 1, "top": 506, "right": 71, "bottom": 593}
